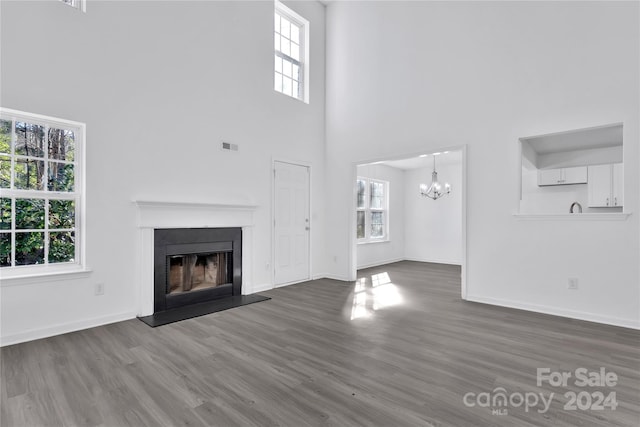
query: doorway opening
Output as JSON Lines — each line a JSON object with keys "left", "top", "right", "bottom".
{"left": 350, "top": 146, "right": 467, "bottom": 299}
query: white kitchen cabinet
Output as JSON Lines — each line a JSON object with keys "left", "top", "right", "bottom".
{"left": 537, "top": 169, "right": 562, "bottom": 186}
{"left": 537, "top": 166, "right": 587, "bottom": 186}
{"left": 588, "top": 163, "right": 623, "bottom": 207}
{"left": 612, "top": 163, "right": 624, "bottom": 207}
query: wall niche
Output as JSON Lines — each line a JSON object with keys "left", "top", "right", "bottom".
{"left": 519, "top": 123, "right": 623, "bottom": 215}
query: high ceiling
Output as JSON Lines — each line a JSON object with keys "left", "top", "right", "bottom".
{"left": 362, "top": 150, "right": 462, "bottom": 171}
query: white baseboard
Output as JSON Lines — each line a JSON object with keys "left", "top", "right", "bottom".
{"left": 403, "top": 257, "right": 462, "bottom": 266}
{"left": 247, "top": 282, "right": 273, "bottom": 293}
{"left": 466, "top": 295, "right": 640, "bottom": 330}
{"left": 356, "top": 257, "right": 404, "bottom": 270}
{"left": 315, "top": 273, "right": 352, "bottom": 282}
{"left": 274, "top": 278, "right": 312, "bottom": 288}
{"left": 0, "top": 311, "right": 137, "bottom": 347}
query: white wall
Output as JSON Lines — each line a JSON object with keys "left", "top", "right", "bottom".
{"left": 356, "top": 163, "right": 405, "bottom": 269}
{"left": 0, "top": 0, "right": 326, "bottom": 345}
{"left": 404, "top": 162, "right": 462, "bottom": 265}
{"left": 326, "top": 1, "right": 640, "bottom": 328}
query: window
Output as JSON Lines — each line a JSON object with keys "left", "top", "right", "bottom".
{"left": 0, "top": 108, "right": 85, "bottom": 273}
{"left": 274, "top": 1, "right": 309, "bottom": 103}
{"left": 61, "top": 0, "right": 86, "bottom": 12}
{"left": 357, "top": 178, "right": 388, "bottom": 242}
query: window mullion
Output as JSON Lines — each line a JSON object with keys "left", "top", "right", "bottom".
{"left": 10, "top": 119, "right": 15, "bottom": 267}
{"left": 42, "top": 124, "right": 49, "bottom": 265}
{"left": 74, "top": 193, "right": 80, "bottom": 264}
{"left": 44, "top": 196, "right": 49, "bottom": 265}
{"left": 3, "top": 189, "right": 76, "bottom": 199}
{"left": 44, "top": 124, "right": 49, "bottom": 194}
{"left": 365, "top": 179, "right": 370, "bottom": 241}
{"left": 10, "top": 197, "right": 15, "bottom": 267}
{"left": 366, "top": 206, "right": 370, "bottom": 240}
{"left": 10, "top": 118, "right": 15, "bottom": 190}
{"left": 275, "top": 51, "right": 300, "bottom": 68}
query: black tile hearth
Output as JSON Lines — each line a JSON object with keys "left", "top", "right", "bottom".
{"left": 138, "top": 294, "right": 271, "bottom": 327}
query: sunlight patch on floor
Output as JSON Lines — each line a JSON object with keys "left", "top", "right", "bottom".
{"left": 351, "top": 272, "right": 403, "bottom": 320}
{"left": 372, "top": 283, "right": 402, "bottom": 310}
{"left": 371, "top": 272, "right": 391, "bottom": 287}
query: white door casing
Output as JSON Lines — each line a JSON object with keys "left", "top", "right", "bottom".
{"left": 274, "top": 161, "right": 310, "bottom": 286}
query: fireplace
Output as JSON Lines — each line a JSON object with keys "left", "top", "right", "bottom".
{"left": 154, "top": 228, "right": 242, "bottom": 312}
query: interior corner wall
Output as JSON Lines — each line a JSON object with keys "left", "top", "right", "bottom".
{"left": 356, "top": 164, "right": 405, "bottom": 269}
{"left": 326, "top": 1, "right": 640, "bottom": 328}
{"left": 404, "top": 163, "right": 462, "bottom": 265}
{"left": 0, "top": 0, "right": 326, "bottom": 345}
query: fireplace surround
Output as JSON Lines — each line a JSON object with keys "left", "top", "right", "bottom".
{"left": 134, "top": 200, "right": 258, "bottom": 318}
{"left": 154, "top": 227, "right": 242, "bottom": 312}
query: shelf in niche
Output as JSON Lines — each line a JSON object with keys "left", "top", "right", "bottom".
{"left": 513, "top": 213, "right": 631, "bottom": 221}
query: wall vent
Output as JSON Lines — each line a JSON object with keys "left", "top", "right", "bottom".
{"left": 221, "top": 142, "right": 239, "bottom": 152}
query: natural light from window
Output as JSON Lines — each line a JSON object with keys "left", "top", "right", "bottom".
{"left": 357, "top": 178, "right": 388, "bottom": 243}
{"left": 0, "top": 108, "right": 85, "bottom": 275}
{"left": 350, "top": 273, "right": 404, "bottom": 320}
{"left": 274, "top": 1, "right": 308, "bottom": 102}
{"left": 61, "top": 0, "right": 85, "bottom": 12}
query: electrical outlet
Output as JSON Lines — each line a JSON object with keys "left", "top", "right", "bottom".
{"left": 568, "top": 278, "right": 578, "bottom": 290}
{"left": 95, "top": 283, "right": 105, "bottom": 296}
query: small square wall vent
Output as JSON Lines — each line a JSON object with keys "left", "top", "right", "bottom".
{"left": 221, "top": 141, "right": 239, "bottom": 152}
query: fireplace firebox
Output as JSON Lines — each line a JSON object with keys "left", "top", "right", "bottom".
{"left": 154, "top": 228, "right": 242, "bottom": 312}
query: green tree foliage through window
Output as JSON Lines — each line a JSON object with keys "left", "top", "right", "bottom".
{"left": 1, "top": 120, "right": 11, "bottom": 188}
{"left": 0, "top": 111, "right": 80, "bottom": 269}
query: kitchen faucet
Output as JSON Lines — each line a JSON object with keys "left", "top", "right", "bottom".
{"left": 570, "top": 202, "right": 582, "bottom": 213}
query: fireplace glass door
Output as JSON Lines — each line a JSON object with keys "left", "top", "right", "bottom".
{"left": 168, "top": 251, "right": 232, "bottom": 294}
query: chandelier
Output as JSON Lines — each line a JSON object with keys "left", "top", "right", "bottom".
{"left": 419, "top": 155, "right": 451, "bottom": 200}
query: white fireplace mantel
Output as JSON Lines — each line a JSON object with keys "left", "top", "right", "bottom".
{"left": 134, "top": 200, "right": 259, "bottom": 229}
{"left": 133, "top": 200, "right": 258, "bottom": 316}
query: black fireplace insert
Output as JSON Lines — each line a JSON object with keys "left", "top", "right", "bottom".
{"left": 154, "top": 228, "right": 242, "bottom": 312}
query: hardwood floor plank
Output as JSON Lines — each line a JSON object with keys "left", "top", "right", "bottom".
{"left": 1, "top": 261, "right": 638, "bottom": 426}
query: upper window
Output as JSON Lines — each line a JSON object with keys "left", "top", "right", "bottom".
{"left": 0, "top": 108, "right": 85, "bottom": 273}
{"left": 274, "top": 1, "right": 309, "bottom": 103}
{"left": 61, "top": 0, "right": 86, "bottom": 12}
{"left": 357, "top": 178, "right": 388, "bottom": 242}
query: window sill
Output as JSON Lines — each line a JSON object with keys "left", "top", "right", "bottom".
{"left": 357, "top": 239, "right": 390, "bottom": 245}
{"left": 1, "top": 266, "right": 92, "bottom": 287}
{"left": 513, "top": 212, "right": 631, "bottom": 221}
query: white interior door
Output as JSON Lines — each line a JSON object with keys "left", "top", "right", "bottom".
{"left": 274, "top": 161, "right": 310, "bottom": 286}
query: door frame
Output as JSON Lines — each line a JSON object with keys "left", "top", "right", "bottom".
{"left": 272, "top": 158, "right": 313, "bottom": 288}
{"left": 348, "top": 145, "right": 468, "bottom": 300}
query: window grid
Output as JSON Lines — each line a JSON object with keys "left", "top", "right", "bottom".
{"left": 0, "top": 110, "right": 82, "bottom": 270}
{"left": 357, "top": 178, "right": 388, "bottom": 242}
{"left": 274, "top": 3, "right": 305, "bottom": 101}
{"left": 61, "top": 0, "right": 85, "bottom": 12}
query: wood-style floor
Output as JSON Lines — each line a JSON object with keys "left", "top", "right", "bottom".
{"left": 1, "top": 261, "right": 639, "bottom": 427}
